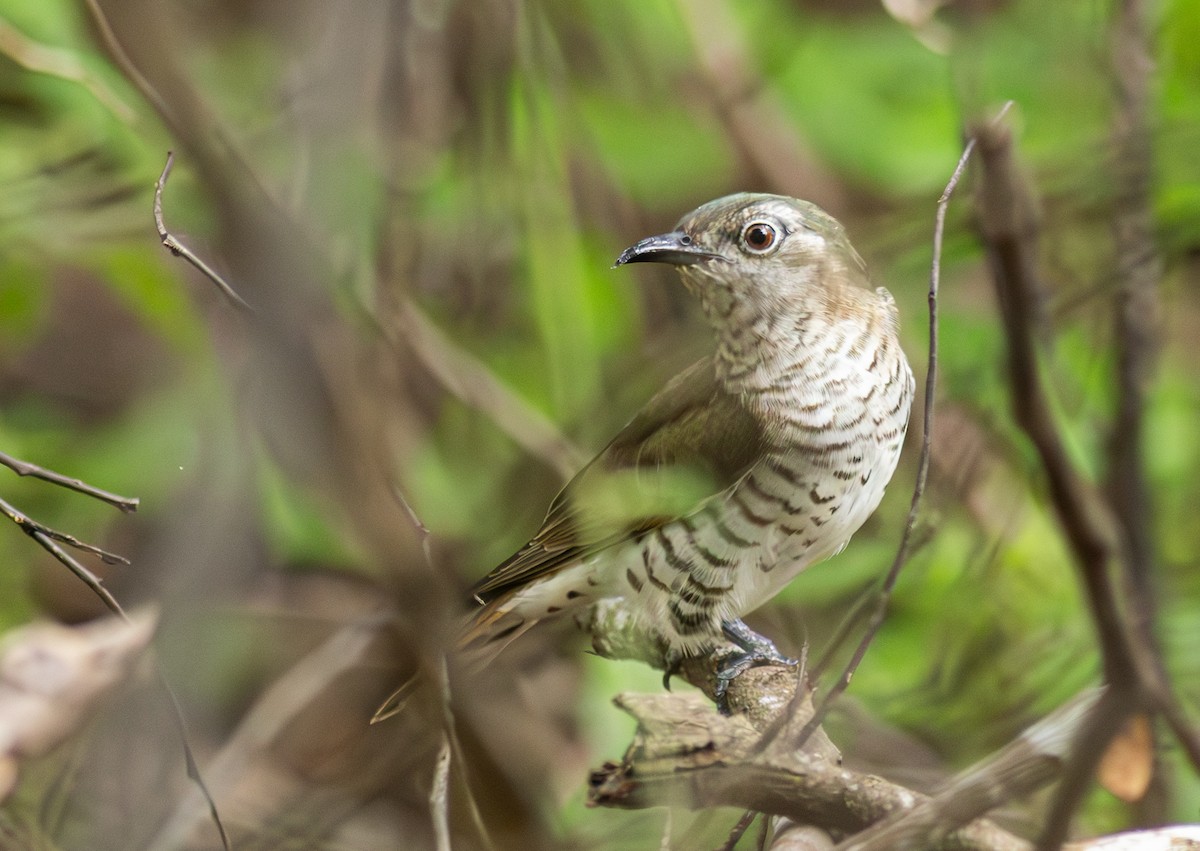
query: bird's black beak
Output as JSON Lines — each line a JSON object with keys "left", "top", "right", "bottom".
{"left": 613, "top": 231, "right": 722, "bottom": 268}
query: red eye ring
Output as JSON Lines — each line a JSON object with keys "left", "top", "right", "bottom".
{"left": 741, "top": 222, "right": 777, "bottom": 253}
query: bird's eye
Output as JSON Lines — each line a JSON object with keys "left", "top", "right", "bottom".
{"left": 741, "top": 222, "right": 777, "bottom": 254}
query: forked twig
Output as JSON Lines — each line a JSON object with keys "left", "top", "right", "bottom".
{"left": 0, "top": 494, "right": 126, "bottom": 619}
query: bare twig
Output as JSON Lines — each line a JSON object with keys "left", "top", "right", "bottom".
{"left": 392, "top": 486, "right": 435, "bottom": 572}
{"left": 785, "top": 103, "right": 1011, "bottom": 752}
{"left": 0, "top": 450, "right": 138, "bottom": 512}
{"left": 154, "top": 152, "right": 254, "bottom": 313}
{"left": 382, "top": 300, "right": 585, "bottom": 479}
{"left": 715, "top": 809, "right": 759, "bottom": 851}
{"left": 0, "top": 494, "right": 129, "bottom": 566}
{"left": 0, "top": 495, "right": 127, "bottom": 618}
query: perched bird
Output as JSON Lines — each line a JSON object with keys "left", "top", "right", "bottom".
{"left": 375, "top": 193, "right": 913, "bottom": 720}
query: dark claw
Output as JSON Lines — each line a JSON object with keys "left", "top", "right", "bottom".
{"left": 713, "top": 619, "right": 797, "bottom": 714}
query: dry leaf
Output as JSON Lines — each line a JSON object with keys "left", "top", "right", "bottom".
{"left": 1097, "top": 713, "right": 1153, "bottom": 802}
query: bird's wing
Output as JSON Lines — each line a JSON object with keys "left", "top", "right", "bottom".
{"left": 471, "top": 356, "right": 770, "bottom": 602}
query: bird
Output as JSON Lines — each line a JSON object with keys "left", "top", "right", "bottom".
{"left": 374, "top": 193, "right": 913, "bottom": 721}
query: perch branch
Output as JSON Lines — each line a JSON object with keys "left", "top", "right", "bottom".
{"left": 589, "top": 690, "right": 1031, "bottom": 851}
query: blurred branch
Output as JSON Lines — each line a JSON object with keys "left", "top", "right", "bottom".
{"left": 675, "top": 0, "right": 842, "bottom": 204}
{"left": 973, "top": 116, "right": 1143, "bottom": 851}
{"left": 1105, "top": 0, "right": 1200, "bottom": 811}
{"left": 0, "top": 15, "right": 134, "bottom": 121}
{"left": 971, "top": 114, "right": 1200, "bottom": 849}
{"left": 145, "top": 620, "right": 380, "bottom": 851}
{"left": 1107, "top": 0, "right": 1160, "bottom": 603}
{"left": 834, "top": 689, "right": 1103, "bottom": 851}
{"left": 380, "top": 300, "right": 586, "bottom": 480}
{"left": 158, "top": 143, "right": 578, "bottom": 487}
{"left": 0, "top": 449, "right": 138, "bottom": 513}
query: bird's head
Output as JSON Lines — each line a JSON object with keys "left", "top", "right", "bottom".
{"left": 614, "top": 193, "right": 868, "bottom": 328}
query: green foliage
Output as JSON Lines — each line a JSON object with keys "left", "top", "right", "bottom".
{"left": 3, "top": 0, "right": 1200, "bottom": 846}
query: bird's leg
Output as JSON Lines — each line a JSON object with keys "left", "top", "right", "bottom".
{"left": 713, "top": 619, "right": 797, "bottom": 713}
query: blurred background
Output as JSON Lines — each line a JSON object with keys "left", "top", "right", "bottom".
{"left": 0, "top": 0, "right": 1198, "bottom": 848}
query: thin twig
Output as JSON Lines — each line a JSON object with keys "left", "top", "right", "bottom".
{"left": 392, "top": 486, "right": 434, "bottom": 571}
{"left": 0, "top": 450, "right": 139, "bottom": 512}
{"left": 154, "top": 152, "right": 254, "bottom": 313}
{"left": 435, "top": 654, "right": 496, "bottom": 851}
{"left": 430, "top": 734, "right": 453, "bottom": 851}
{"left": 0, "top": 493, "right": 127, "bottom": 618}
{"left": 715, "top": 809, "right": 759, "bottom": 851}
{"left": 382, "top": 300, "right": 585, "bottom": 480}
{"left": 790, "top": 103, "right": 1010, "bottom": 750}
{"left": 0, "top": 495, "right": 130, "bottom": 566}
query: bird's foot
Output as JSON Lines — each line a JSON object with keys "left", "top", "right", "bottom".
{"left": 713, "top": 619, "right": 797, "bottom": 715}
{"left": 661, "top": 653, "right": 684, "bottom": 691}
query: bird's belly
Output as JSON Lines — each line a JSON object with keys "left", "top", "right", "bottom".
{"left": 581, "top": 434, "right": 902, "bottom": 659}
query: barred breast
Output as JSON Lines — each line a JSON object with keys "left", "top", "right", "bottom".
{"left": 593, "top": 286, "right": 914, "bottom": 657}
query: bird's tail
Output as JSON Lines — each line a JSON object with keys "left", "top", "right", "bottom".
{"left": 370, "top": 598, "right": 540, "bottom": 724}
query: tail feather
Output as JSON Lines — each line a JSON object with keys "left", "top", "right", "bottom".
{"left": 370, "top": 599, "right": 539, "bottom": 723}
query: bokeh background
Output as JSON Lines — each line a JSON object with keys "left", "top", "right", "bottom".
{"left": 0, "top": 0, "right": 1198, "bottom": 848}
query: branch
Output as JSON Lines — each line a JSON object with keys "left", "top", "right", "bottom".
{"left": 589, "top": 690, "right": 1030, "bottom": 851}
{"left": 154, "top": 152, "right": 254, "bottom": 313}
{"left": 971, "top": 117, "right": 1177, "bottom": 849}
{"left": 835, "top": 689, "right": 1103, "bottom": 851}
{"left": 0, "top": 449, "right": 138, "bottom": 512}
{"left": 380, "top": 300, "right": 586, "bottom": 480}
{"left": 0, "top": 494, "right": 127, "bottom": 618}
